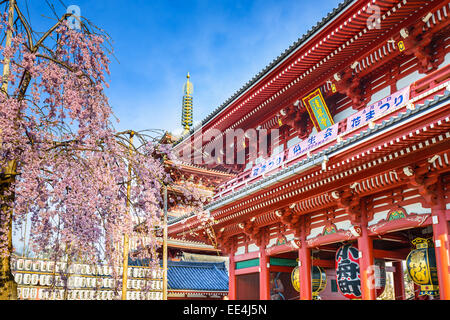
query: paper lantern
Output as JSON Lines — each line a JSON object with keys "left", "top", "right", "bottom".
{"left": 40, "top": 260, "right": 47, "bottom": 272}
{"left": 30, "top": 288, "right": 38, "bottom": 299}
{"left": 23, "top": 273, "right": 31, "bottom": 285}
{"left": 406, "top": 237, "right": 439, "bottom": 296}
{"left": 96, "top": 265, "right": 103, "bottom": 275}
{"left": 335, "top": 244, "right": 386, "bottom": 299}
{"left": 22, "top": 287, "right": 30, "bottom": 299}
{"left": 102, "top": 265, "right": 109, "bottom": 275}
{"left": 290, "top": 265, "right": 327, "bottom": 298}
{"left": 31, "top": 273, "right": 39, "bottom": 285}
{"left": 15, "top": 273, "right": 23, "bottom": 284}
{"left": 24, "top": 259, "right": 32, "bottom": 270}
{"left": 38, "top": 288, "right": 46, "bottom": 300}
{"left": 335, "top": 244, "right": 361, "bottom": 299}
{"left": 32, "top": 260, "right": 40, "bottom": 271}
{"left": 17, "top": 259, "right": 24, "bottom": 270}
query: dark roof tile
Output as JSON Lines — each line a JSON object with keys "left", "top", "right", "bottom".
{"left": 166, "top": 261, "right": 229, "bottom": 291}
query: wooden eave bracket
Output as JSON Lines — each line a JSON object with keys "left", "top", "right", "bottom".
{"left": 333, "top": 188, "right": 362, "bottom": 225}
{"left": 399, "top": 162, "right": 440, "bottom": 206}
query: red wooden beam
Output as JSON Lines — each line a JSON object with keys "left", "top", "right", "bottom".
{"left": 235, "top": 266, "right": 259, "bottom": 276}
{"left": 312, "top": 259, "right": 334, "bottom": 269}
{"left": 306, "top": 230, "right": 357, "bottom": 248}
{"left": 269, "top": 266, "right": 294, "bottom": 273}
{"left": 233, "top": 251, "right": 259, "bottom": 262}
{"left": 373, "top": 234, "right": 410, "bottom": 244}
{"left": 373, "top": 248, "right": 410, "bottom": 261}
{"left": 265, "top": 242, "right": 299, "bottom": 256}
{"left": 368, "top": 214, "right": 432, "bottom": 237}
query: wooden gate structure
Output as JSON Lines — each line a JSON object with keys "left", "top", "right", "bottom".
{"left": 168, "top": 0, "right": 450, "bottom": 300}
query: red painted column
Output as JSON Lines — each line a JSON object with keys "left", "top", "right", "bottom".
{"left": 431, "top": 176, "right": 450, "bottom": 300}
{"left": 298, "top": 243, "right": 312, "bottom": 300}
{"left": 298, "top": 219, "right": 312, "bottom": 300}
{"left": 358, "top": 198, "right": 376, "bottom": 300}
{"left": 228, "top": 251, "right": 236, "bottom": 300}
{"left": 259, "top": 245, "right": 270, "bottom": 300}
{"left": 392, "top": 261, "right": 405, "bottom": 300}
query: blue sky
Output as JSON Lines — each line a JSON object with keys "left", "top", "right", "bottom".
{"left": 22, "top": 0, "right": 342, "bottom": 136}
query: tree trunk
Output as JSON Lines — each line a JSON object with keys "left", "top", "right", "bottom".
{"left": 0, "top": 0, "right": 18, "bottom": 300}
{"left": 0, "top": 161, "right": 18, "bottom": 300}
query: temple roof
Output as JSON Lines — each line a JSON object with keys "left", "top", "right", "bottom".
{"left": 165, "top": 237, "right": 220, "bottom": 253}
{"left": 166, "top": 261, "right": 229, "bottom": 292}
{"left": 206, "top": 89, "right": 450, "bottom": 211}
{"left": 175, "top": 0, "right": 355, "bottom": 144}
{"left": 168, "top": 84, "right": 450, "bottom": 235}
{"left": 166, "top": 159, "right": 234, "bottom": 178}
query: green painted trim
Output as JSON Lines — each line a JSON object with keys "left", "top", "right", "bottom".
{"left": 269, "top": 257, "right": 297, "bottom": 267}
{"left": 235, "top": 258, "right": 260, "bottom": 270}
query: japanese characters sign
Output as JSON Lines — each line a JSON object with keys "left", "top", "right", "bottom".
{"left": 249, "top": 152, "right": 284, "bottom": 178}
{"left": 346, "top": 85, "right": 410, "bottom": 131}
{"left": 287, "top": 123, "right": 339, "bottom": 161}
{"left": 302, "top": 88, "right": 334, "bottom": 131}
{"left": 335, "top": 244, "right": 361, "bottom": 299}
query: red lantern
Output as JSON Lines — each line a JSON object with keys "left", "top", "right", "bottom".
{"left": 335, "top": 244, "right": 386, "bottom": 299}
{"left": 335, "top": 244, "right": 361, "bottom": 299}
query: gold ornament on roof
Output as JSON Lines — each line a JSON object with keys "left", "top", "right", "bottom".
{"left": 181, "top": 72, "right": 194, "bottom": 131}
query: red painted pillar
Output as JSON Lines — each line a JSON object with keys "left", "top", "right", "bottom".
{"left": 358, "top": 199, "right": 376, "bottom": 300}
{"left": 431, "top": 176, "right": 450, "bottom": 300}
{"left": 393, "top": 261, "right": 405, "bottom": 300}
{"left": 298, "top": 219, "right": 312, "bottom": 300}
{"left": 298, "top": 243, "right": 312, "bottom": 300}
{"left": 228, "top": 252, "right": 236, "bottom": 300}
{"left": 259, "top": 245, "right": 270, "bottom": 300}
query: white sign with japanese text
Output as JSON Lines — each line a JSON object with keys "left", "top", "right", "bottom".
{"left": 287, "top": 123, "right": 339, "bottom": 161}
{"left": 346, "top": 86, "right": 410, "bottom": 131}
{"left": 250, "top": 152, "right": 284, "bottom": 178}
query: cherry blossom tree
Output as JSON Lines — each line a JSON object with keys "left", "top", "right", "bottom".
{"left": 0, "top": 0, "right": 204, "bottom": 299}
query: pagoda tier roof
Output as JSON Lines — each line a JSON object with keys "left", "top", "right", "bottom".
{"left": 166, "top": 160, "right": 234, "bottom": 178}
{"left": 165, "top": 237, "right": 220, "bottom": 253}
{"left": 129, "top": 236, "right": 221, "bottom": 256}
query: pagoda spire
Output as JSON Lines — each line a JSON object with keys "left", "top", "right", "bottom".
{"left": 181, "top": 72, "right": 194, "bottom": 134}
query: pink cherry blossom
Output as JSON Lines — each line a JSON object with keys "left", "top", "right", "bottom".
{"left": 0, "top": 5, "right": 203, "bottom": 298}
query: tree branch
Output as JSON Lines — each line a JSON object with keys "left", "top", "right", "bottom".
{"left": 14, "top": 2, "right": 33, "bottom": 50}
{"left": 32, "top": 12, "right": 71, "bottom": 52}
